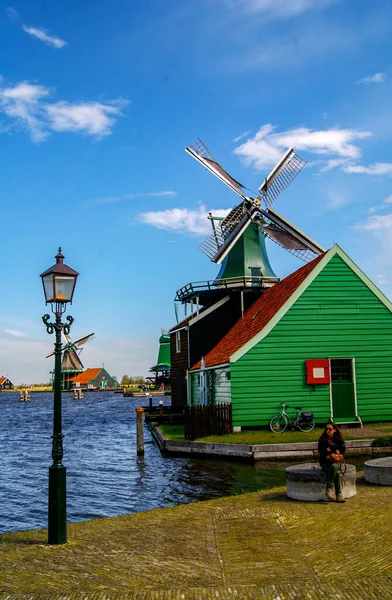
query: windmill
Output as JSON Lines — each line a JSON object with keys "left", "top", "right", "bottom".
{"left": 46, "top": 332, "right": 94, "bottom": 390}
{"left": 185, "top": 139, "right": 325, "bottom": 289}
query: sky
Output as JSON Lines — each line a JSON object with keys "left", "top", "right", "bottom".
{"left": 1, "top": 0, "right": 392, "bottom": 385}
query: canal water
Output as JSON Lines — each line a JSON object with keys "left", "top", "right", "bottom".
{"left": 0, "top": 391, "right": 358, "bottom": 534}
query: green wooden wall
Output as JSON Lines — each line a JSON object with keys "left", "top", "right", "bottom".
{"left": 231, "top": 254, "right": 392, "bottom": 427}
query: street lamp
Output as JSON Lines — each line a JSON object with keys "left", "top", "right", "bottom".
{"left": 40, "top": 247, "right": 79, "bottom": 544}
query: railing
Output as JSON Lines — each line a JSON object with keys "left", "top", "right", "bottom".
{"left": 184, "top": 403, "right": 232, "bottom": 440}
{"left": 175, "top": 276, "right": 278, "bottom": 302}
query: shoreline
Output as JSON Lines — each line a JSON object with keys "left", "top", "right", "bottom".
{"left": 148, "top": 421, "right": 392, "bottom": 461}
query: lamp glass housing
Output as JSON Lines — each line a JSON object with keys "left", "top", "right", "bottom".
{"left": 42, "top": 273, "right": 77, "bottom": 304}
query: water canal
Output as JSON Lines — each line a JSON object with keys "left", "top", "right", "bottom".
{"left": 0, "top": 391, "right": 361, "bottom": 534}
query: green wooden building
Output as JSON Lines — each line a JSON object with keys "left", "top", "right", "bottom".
{"left": 188, "top": 244, "right": 392, "bottom": 428}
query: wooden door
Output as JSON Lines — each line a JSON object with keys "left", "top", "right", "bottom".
{"left": 331, "top": 359, "right": 356, "bottom": 419}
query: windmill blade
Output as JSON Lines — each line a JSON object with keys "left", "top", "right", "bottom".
{"left": 200, "top": 203, "right": 257, "bottom": 263}
{"left": 254, "top": 207, "right": 325, "bottom": 262}
{"left": 186, "top": 139, "right": 249, "bottom": 201}
{"left": 73, "top": 333, "right": 94, "bottom": 348}
{"left": 258, "top": 148, "right": 307, "bottom": 208}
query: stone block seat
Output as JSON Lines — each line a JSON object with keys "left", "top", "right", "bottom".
{"left": 364, "top": 457, "right": 392, "bottom": 486}
{"left": 286, "top": 463, "right": 357, "bottom": 501}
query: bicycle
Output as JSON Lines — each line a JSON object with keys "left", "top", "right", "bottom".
{"left": 269, "top": 402, "right": 315, "bottom": 433}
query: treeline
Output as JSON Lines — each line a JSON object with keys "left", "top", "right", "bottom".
{"left": 120, "top": 375, "right": 145, "bottom": 385}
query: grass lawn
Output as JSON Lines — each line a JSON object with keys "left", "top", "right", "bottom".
{"left": 158, "top": 422, "right": 392, "bottom": 445}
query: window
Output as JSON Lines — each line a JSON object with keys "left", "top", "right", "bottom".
{"left": 175, "top": 331, "right": 181, "bottom": 353}
{"left": 331, "top": 359, "right": 352, "bottom": 382}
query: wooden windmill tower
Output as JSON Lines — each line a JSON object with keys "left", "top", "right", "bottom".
{"left": 47, "top": 332, "right": 94, "bottom": 390}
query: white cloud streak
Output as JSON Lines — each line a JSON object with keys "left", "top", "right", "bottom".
{"left": 22, "top": 25, "right": 67, "bottom": 48}
{"left": 356, "top": 72, "right": 386, "bottom": 86}
{"left": 137, "top": 204, "right": 231, "bottom": 236}
{"left": 4, "top": 329, "right": 27, "bottom": 338}
{"left": 234, "top": 124, "right": 371, "bottom": 171}
{"left": 354, "top": 213, "right": 392, "bottom": 231}
{"left": 5, "top": 6, "right": 19, "bottom": 20}
{"left": 88, "top": 191, "right": 177, "bottom": 206}
{"left": 343, "top": 163, "right": 392, "bottom": 176}
{"left": 224, "top": 0, "right": 340, "bottom": 19}
{"left": 0, "top": 81, "right": 128, "bottom": 142}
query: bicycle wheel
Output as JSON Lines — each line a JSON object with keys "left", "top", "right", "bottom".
{"left": 270, "top": 415, "right": 288, "bottom": 433}
{"left": 297, "top": 417, "right": 315, "bottom": 432}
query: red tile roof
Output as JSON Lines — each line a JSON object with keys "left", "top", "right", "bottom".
{"left": 192, "top": 253, "right": 326, "bottom": 369}
{"left": 0, "top": 377, "right": 6, "bottom": 386}
{"left": 70, "top": 368, "right": 102, "bottom": 384}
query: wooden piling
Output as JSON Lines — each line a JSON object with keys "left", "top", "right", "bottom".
{"left": 136, "top": 407, "right": 144, "bottom": 455}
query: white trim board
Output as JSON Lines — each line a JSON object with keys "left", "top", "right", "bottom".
{"left": 230, "top": 244, "right": 392, "bottom": 363}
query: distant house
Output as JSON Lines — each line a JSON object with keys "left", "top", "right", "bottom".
{"left": 70, "top": 368, "right": 116, "bottom": 390}
{"left": 0, "top": 377, "right": 14, "bottom": 390}
{"left": 188, "top": 245, "right": 392, "bottom": 428}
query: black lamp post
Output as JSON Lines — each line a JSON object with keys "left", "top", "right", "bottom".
{"left": 40, "top": 248, "right": 79, "bottom": 545}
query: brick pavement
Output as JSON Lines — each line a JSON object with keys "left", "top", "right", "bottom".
{"left": 0, "top": 477, "right": 391, "bottom": 599}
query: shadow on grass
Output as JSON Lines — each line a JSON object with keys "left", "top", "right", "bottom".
{"left": 0, "top": 533, "right": 47, "bottom": 545}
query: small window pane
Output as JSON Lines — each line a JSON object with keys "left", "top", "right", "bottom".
{"left": 331, "top": 359, "right": 352, "bottom": 382}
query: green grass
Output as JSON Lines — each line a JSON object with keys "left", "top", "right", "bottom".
{"left": 159, "top": 422, "right": 392, "bottom": 445}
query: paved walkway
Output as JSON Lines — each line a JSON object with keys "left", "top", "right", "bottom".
{"left": 1, "top": 477, "right": 391, "bottom": 599}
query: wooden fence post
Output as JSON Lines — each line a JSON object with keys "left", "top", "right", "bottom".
{"left": 136, "top": 406, "right": 144, "bottom": 455}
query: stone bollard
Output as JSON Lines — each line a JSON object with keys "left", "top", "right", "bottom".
{"left": 286, "top": 463, "right": 357, "bottom": 501}
{"left": 364, "top": 457, "right": 392, "bottom": 485}
{"left": 136, "top": 406, "right": 144, "bottom": 455}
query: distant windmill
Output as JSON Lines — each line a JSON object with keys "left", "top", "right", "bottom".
{"left": 185, "top": 139, "right": 325, "bottom": 274}
{"left": 47, "top": 332, "right": 94, "bottom": 390}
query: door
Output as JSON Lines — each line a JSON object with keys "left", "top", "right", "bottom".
{"left": 331, "top": 359, "right": 356, "bottom": 419}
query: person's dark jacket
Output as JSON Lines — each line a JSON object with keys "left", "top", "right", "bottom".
{"left": 318, "top": 435, "right": 346, "bottom": 466}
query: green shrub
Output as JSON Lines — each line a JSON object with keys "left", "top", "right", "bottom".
{"left": 372, "top": 436, "right": 392, "bottom": 447}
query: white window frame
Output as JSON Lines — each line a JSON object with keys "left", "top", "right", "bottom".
{"left": 175, "top": 331, "right": 181, "bottom": 353}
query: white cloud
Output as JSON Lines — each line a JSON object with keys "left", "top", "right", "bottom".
{"left": 234, "top": 124, "right": 371, "bottom": 171}
{"left": 88, "top": 191, "right": 177, "bottom": 206}
{"left": 354, "top": 213, "right": 392, "bottom": 231}
{"left": 343, "top": 163, "right": 392, "bottom": 176}
{"left": 137, "top": 204, "right": 231, "bottom": 236}
{"left": 44, "top": 100, "right": 127, "bottom": 137}
{"left": 4, "top": 329, "right": 27, "bottom": 338}
{"left": 224, "top": 0, "right": 339, "bottom": 19}
{"left": 22, "top": 25, "right": 67, "bottom": 49}
{"left": 356, "top": 72, "right": 386, "bottom": 86}
{"left": 233, "top": 130, "right": 251, "bottom": 143}
{"left": 383, "top": 195, "right": 392, "bottom": 204}
{"left": 5, "top": 6, "right": 19, "bottom": 20}
{"left": 0, "top": 80, "right": 127, "bottom": 142}
{"left": 326, "top": 190, "right": 352, "bottom": 210}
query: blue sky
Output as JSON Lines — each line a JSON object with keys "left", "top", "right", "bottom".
{"left": 1, "top": 0, "right": 392, "bottom": 384}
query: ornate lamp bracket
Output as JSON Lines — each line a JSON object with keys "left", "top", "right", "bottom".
{"left": 42, "top": 314, "right": 74, "bottom": 335}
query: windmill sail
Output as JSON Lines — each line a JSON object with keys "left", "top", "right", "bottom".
{"left": 187, "top": 138, "right": 322, "bottom": 265}
{"left": 199, "top": 203, "right": 256, "bottom": 263}
{"left": 256, "top": 207, "right": 325, "bottom": 262}
{"left": 185, "top": 139, "right": 248, "bottom": 200}
{"left": 46, "top": 332, "right": 94, "bottom": 359}
{"left": 258, "top": 148, "right": 307, "bottom": 208}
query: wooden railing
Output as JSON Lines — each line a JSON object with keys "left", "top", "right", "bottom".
{"left": 184, "top": 403, "right": 232, "bottom": 440}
